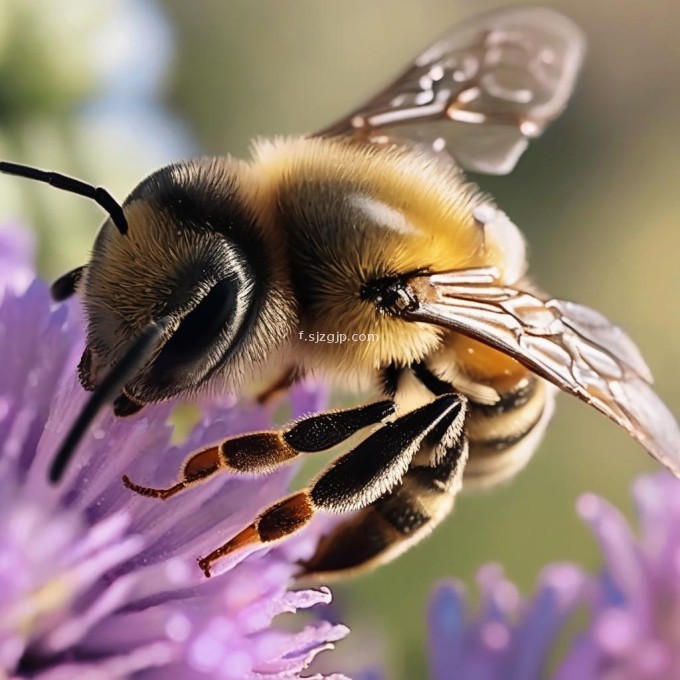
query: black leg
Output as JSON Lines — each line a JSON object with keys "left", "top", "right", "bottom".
{"left": 195, "top": 394, "right": 464, "bottom": 576}
{"left": 379, "top": 362, "right": 403, "bottom": 399}
{"left": 301, "top": 417, "right": 469, "bottom": 578}
{"left": 50, "top": 266, "right": 85, "bottom": 301}
{"left": 411, "top": 361, "right": 552, "bottom": 483}
{"left": 255, "top": 367, "right": 298, "bottom": 405}
{"left": 310, "top": 394, "right": 463, "bottom": 512}
{"left": 123, "top": 399, "right": 396, "bottom": 500}
{"left": 410, "top": 362, "right": 454, "bottom": 396}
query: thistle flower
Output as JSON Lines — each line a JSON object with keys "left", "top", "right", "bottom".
{"left": 426, "top": 472, "right": 680, "bottom": 680}
{"left": 559, "top": 472, "right": 680, "bottom": 680}
{"left": 427, "top": 563, "right": 588, "bottom": 680}
{"left": 0, "top": 227, "right": 347, "bottom": 678}
{"left": 0, "top": 223, "right": 34, "bottom": 299}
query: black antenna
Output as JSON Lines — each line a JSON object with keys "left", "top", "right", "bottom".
{"left": 49, "top": 316, "right": 173, "bottom": 483}
{"left": 0, "top": 161, "right": 128, "bottom": 235}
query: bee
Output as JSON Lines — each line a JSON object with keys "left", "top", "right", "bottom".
{"left": 2, "top": 6, "right": 678, "bottom": 580}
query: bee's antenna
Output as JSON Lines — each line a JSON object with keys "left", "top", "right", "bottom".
{"left": 0, "top": 161, "right": 128, "bottom": 236}
{"left": 49, "top": 316, "right": 173, "bottom": 484}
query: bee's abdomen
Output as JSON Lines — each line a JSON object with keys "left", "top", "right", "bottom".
{"left": 463, "top": 377, "right": 554, "bottom": 488}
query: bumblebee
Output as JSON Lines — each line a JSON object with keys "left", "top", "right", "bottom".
{"left": 2, "top": 6, "right": 679, "bottom": 579}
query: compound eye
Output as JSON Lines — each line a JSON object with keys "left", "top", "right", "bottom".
{"left": 155, "top": 278, "right": 239, "bottom": 372}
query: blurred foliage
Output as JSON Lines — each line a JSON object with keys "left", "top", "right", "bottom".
{"left": 2, "top": 1, "right": 679, "bottom": 678}
{"left": 0, "top": 1, "right": 107, "bottom": 113}
{"left": 0, "top": 0, "right": 192, "bottom": 276}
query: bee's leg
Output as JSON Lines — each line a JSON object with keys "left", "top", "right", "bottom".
{"left": 379, "top": 362, "right": 404, "bottom": 399}
{"left": 255, "top": 366, "right": 298, "bottom": 405}
{"left": 413, "top": 360, "right": 555, "bottom": 489}
{"left": 300, "top": 400, "right": 468, "bottom": 578}
{"left": 410, "top": 361, "right": 454, "bottom": 397}
{"left": 196, "top": 394, "right": 463, "bottom": 577}
{"left": 122, "top": 399, "right": 395, "bottom": 500}
{"left": 293, "top": 361, "right": 467, "bottom": 578}
{"left": 50, "top": 265, "right": 85, "bottom": 301}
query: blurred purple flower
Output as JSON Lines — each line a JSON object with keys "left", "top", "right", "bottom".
{"left": 559, "top": 472, "right": 680, "bottom": 680}
{"left": 427, "top": 563, "right": 588, "bottom": 680}
{"left": 0, "top": 224, "right": 35, "bottom": 299}
{"left": 0, "top": 230, "right": 348, "bottom": 678}
{"left": 427, "top": 472, "right": 680, "bottom": 680}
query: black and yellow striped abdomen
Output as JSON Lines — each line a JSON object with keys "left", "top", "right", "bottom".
{"left": 463, "top": 377, "right": 555, "bottom": 488}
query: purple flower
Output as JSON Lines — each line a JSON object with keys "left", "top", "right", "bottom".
{"left": 427, "top": 563, "right": 588, "bottom": 680}
{"left": 0, "top": 228, "right": 347, "bottom": 678}
{"left": 559, "top": 472, "right": 680, "bottom": 680}
{"left": 0, "top": 224, "right": 35, "bottom": 299}
{"left": 427, "top": 472, "right": 680, "bottom": 680}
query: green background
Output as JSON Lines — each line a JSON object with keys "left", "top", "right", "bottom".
{"left": 2, "top": 1, "right": 679, "bottom": 677}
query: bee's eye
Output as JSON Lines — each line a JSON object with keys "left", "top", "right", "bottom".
{"left": 155, "top": 278, "right": 239, "bottom": 370}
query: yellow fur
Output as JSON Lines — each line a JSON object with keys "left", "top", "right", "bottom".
{"left": 252, "top": 136, "right": 523, "bottom": 387}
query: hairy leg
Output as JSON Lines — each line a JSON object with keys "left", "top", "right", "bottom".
{"left": 301, "top": 405, "right": 469, "bottom": 578}
{"left": 196, "top": 394, "right": 463, "bottom": 576}
{"left": 123, "top": 399, "right": 395, "bottom": 499}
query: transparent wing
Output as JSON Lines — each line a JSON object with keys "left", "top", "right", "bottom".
{"left": 318, "top": 6, "right": 585, "bottom": 174}
{"left": 403, "top": 268, "right": 680, "bottom": 475}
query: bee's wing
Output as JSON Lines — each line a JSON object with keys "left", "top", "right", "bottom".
{"left": 404, "top": 268, "right": 680, "bottom": 475}
{"left": 318, "top": 6, "right": 585, "bottom": 175}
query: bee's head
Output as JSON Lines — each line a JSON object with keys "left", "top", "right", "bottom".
{"left": 77, "top": 157, "right": 295, "bottom": 415}
{"left": 0, "top": 156, "right": 296, "bottom": 482}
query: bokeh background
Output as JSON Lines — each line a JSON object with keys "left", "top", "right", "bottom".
{"left": 1, "top": 1, "right": 678, "bottom": 678}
